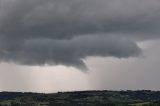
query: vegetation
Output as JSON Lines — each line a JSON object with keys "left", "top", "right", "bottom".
{"left": 0, "top": 90, "right": 160, "bottom": 106}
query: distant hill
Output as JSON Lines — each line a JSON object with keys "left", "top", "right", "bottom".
{"left": 0, "top": 90, "right": 160, "bottom": 106}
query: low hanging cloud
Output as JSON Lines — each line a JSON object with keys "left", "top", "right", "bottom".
{"left": 0, "top": 0, "right": 160, "bottom": 70}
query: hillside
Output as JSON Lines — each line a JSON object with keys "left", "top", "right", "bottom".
{"left": 0, "top": 90, "right": 160, "bottom": 106}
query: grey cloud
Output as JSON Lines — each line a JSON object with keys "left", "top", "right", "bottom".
{"left": 0, "top": 35, "right": 141, "bottom": 70}
{"left": 0, "top": 0, "right": 160, "bottom": 70}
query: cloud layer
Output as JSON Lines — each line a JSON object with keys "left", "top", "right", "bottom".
{"left": 0, "top": 0, "right": 160, "bottom": 70}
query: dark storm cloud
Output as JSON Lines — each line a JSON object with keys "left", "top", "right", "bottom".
{"left": 0, "top": 35, "right": 141, "bottom": 70}
{"left": 0, "top": 0, "right": 160, "bottom": 70}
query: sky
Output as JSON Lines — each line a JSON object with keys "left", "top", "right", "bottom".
{"left": 0, "top": 0, "right": 160, "bottom": 93}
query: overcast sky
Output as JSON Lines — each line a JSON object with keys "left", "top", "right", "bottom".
{"left": 0, "top": 0, "right": 160, "bottom": 93}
